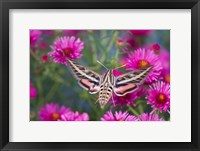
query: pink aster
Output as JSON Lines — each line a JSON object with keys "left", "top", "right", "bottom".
{"left": 30, "top": 30, "right": 42, "bottom": 47}
{"left": 48, "top": 36, "right": 84, "bottom": 64}
{"left": 39, "top": 103, "right": 71, "bottom": 121}
{"left": 147, "top": 81, "right": 170, "bottom": 112}
{"left": 160, "top": 50, "right": 170, "bottom": 83}
{"left": 30, "top": 82, "right": 37, "bottom": 99}
{"left": 139, "top": 113, "right": 164, "bottom": 121}
{"left": 59, "top": 111, "right": 89, "bottom": 121}
{"left": 124, "top": 48, "right": 162, "bottom": 84}
{"left": 130, "top": 30, "right": 153, "bottom": 36}
{"left": 101, "top": 110, "right": 138, "bottom": 121}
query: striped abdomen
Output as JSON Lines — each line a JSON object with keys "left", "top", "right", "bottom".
{"left": 98, "top": 82, "right": 113, "bottom": 109}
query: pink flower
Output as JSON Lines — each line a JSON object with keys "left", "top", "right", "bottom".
{"left": 101, "top": 110, "right": 138, "bottom": 121}
{"left": 60, "top": 112, "right": 89, "bottom": 121}
{"left": 48, "top": 36, "right": 84, "bottom": 64}
{"left": 41, "top": 54, "right": 49, "bottom": 63}
{"left": 139, "top": 113, "right": 164, "bottom": 121}
{"left": 30, "top": 82, "right": 37, "bottom": 99}
{"left": 147, "top": 81, "right": 170, "bottom": 112}
{"left": 151, "top": 43, "right": 161, "bottom": 54}
{"left": 160, "top": 50, "right": 170, "bottom": 83}
{"left": 39, "top": 103, "right": 71, "bottom": 121}
{"left": 130, "top": 30, "right": 153, "bottom": 36}
{"left": 144, "top": 43, "right": 162, "bottom": 54}
{"left": 30, "top": 30, "right": 42, "bottom": 47}
{"left": 124, "top": 48, "right": 162, "bottom": 84}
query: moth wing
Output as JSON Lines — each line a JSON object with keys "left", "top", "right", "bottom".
{"left": 68, "top": 59, "right": 101, "bottom": 94}
{"left": 113, "top": 66, "right": 152, "bottom": 96}
{"left": 78, "top": 79, "right": 100, "bottom": 94}
{"left": 113, "top": 83, "right": 137, "bottom": 96}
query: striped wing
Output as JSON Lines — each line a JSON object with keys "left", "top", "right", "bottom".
{"left": 113, "top": 66, "right": 152, "bottom": 96}
{"left": 68, "top": 60, "right": 101, "bottom": 94}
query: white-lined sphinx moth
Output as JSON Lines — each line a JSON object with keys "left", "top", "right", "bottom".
{"left": 67, "top": 59, "right": 152, "bottom": 109}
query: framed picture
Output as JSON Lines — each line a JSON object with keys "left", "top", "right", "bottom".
{"left": 1, "top": 0, "right": 200, "bottom": 151}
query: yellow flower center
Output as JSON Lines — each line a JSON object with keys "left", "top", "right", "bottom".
{"left": 165, "top": 75, "right": 170, "bottom": 83}
{"left": 117, "top": 119, "right": 124, "bottom": 121}
{"left": 138, "top": 60, "right": 149, "bottom": 68}
{"left": 156, "top": 93, "right": 167, "bottom": 105}
{"left": 51, "top": 112, "right": 60, "bottom": 121}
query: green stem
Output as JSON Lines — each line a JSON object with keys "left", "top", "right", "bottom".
{"left": 89, "top": 32, "right": 106, "bottom": 62}
{"left": 88, "top": 34, "right": 98, "bottom": 64}
{"left": 45, "top": 83, "right": 59, "bottom": 101}
{"left": 106, "top": 31, "right": 118, "bottom": 53}
{"left": 128, "top": 106, "right": 140, "bottom": 117}
{"left": 138, "top": 104, "right": 144, "bottom": 114}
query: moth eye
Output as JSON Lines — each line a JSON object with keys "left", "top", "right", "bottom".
{"left": 94, "top": 75, "right": 99, "bottom": 78}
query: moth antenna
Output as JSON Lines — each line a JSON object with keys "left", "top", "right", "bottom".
{"left": 114, "top": 64, "right": 126, "bottom": 70}
{"left": 97, "top": 60, "right": 108, "bottom": 70}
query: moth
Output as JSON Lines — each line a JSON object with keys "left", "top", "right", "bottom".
{"left": 67, "top": 59, "right": 152, "bottom": 109}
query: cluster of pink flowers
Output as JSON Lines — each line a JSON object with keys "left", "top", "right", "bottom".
{"left": 101, "top": 110, "right": 163, "bottom": 121}
{"left": 117, "top": 31, "right": 170, "bottom": 114}
{"left": 39, "top": 103, "right": 89, "bottom": 121}
{"left": 30, "top": 30, "right": 170, "bottom": 121}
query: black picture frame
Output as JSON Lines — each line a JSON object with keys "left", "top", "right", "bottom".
{"left": 0, "top": 0, "right": 200, "bottom": 151}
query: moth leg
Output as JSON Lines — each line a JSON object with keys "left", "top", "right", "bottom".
{"left": 95, "top": 98, "right": 99, "bottom": 104}
{"left": 112, "top": 94, "right": 116, "bottom": 107}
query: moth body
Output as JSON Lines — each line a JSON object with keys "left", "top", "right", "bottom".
{"left": 98, "top": 70, "right": 114, "bottom": 109}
